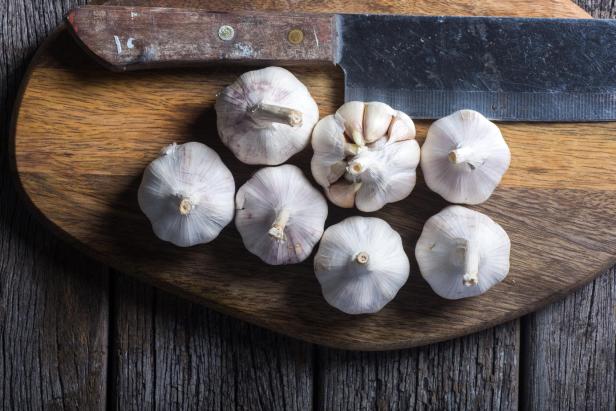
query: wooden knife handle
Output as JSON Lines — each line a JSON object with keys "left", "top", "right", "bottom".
{"left": 66, "top": 6, "right": 337, "bottom": 71}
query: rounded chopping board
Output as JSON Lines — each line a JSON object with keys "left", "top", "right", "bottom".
{"left": 10, "top": 0, "right": 616, "bottom": 350}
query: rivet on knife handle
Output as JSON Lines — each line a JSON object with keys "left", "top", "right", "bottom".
{"left": 66, "top": 6, "right": 337, "bottom": 71}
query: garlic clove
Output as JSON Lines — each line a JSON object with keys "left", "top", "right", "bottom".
{"left": 336, "top": 101, "right": 365, "bottom": 145}
{"left": 367, "top": 136, "right": 388, "bottom": 150}
{"left": 363, "top": 102, "right": 396, "bottom": 143}
{"left": 326, "top": 180, "right": 359, "bottom": 209}
{"left": 138, "top": 142, "right": 235, "bottom": 247}
{"left": 421, "top": 109, "right": 511, "bottom": 204}
{"left": 310, "top": 114, "right": 351, "bottom": 187}
{"left": 216, "top": 66, "right": 319, "bottom": 165}
{"left": 311, "top": 101, "right": 420, "bottom": 211}
{"left": 387, "top": 111, "right": 416, "bottom": 143}
{"left": 235, "top": 164, "right": 328, "bottom": 265}
{"left": 415, "top": 205, "right": 511, "bottom": 300}
{"left": 314, "top": 216, "right": 410, "bottom": 314}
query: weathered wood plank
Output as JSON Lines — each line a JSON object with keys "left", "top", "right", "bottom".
{"left": 575, "top": 0, "right": 616, "bottom": 17}
{"left": 519, "top": 3, "right": 616, "bottom": 411}
{"left": 521, "top": 267, "right": 616, "bottom": 410}
{"left": 0, "top": 2, "right": 109, "bottom": 409}
{"left": 111, "top": 275, "right": 313, "bottom": 410}
{"left": 318, "top": 321, "right": 519, "bottom": 410}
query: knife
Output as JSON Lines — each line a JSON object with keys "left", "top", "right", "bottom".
{"left": 66, "top": 5, "right": 616, "bottom": 121}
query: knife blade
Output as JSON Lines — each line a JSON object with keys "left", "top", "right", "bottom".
{"left": 66, "top": 6, "right": 616, "bottom": 121}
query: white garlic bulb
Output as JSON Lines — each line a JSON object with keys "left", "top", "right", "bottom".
{"left": 311, "top": 101, "right": 420, "bottom": 212}
{"left": 138, "top": 142, "right": 235, "bottom": 247}
{"left": 314, "top": 216, "right": 410, "bottom": 314}
{"left": 235, "top": 164, "right": 327, "bottom": 265}
{"left": 415, "top": 206, "right": 510, "bottom": 300}
{"left": 215, "top": 66, "right": 319, "bottom": 165}
{"left": 421, "top": 109, "right": 511, "bottom": 204}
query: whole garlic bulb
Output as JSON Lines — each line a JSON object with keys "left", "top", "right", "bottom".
{"left": 235, "top": 164, "right": 328, "bottom": 265}
{"left": 314, "top": 216, "right": 410, "bottom": 314}
{"left": 138, "top": 142, "right": 235, "bottom": 247}
{"left": 415, "top": 206, "right": 510, "bottom": 300}
{"left": 421, "top": 109, "right": 511, "bottom": 204}
{"left": 311, "top": 101, "right": 420, "bottom": 212}
{"left": 216, "top": 66, "right": 319, "bottom": 165}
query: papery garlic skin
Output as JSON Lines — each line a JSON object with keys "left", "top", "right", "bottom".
{"left": 314, "top": 216, "right": 410, "bottom": 314}
{"left": 216, "top": 66, "right": 319, "bottom": 165}
{"left": 138, "top": 142, "right": 235, "bottom": 247}
{"left": 235, "top": 164, "right": 328, "bottom": 265}
{"left": 421, "top": 109, "right": 511, "bottom": 204}
{"left": 311, "top": 101, "right": 420, "bottom": 212}
{"left": 415, "top": 206, "right": 510, "bottom": 300}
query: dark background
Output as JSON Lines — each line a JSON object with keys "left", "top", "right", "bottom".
{"left": 0, "top": 0, "right": 614, "bottom": 409}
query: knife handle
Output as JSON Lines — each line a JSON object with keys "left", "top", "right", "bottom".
{"left": 66, "top": 6, "right": 337, "bottom": 71}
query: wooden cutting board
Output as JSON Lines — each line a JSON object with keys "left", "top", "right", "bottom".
{"left": 10, "top": 0, "right": 616, "bottom": 350}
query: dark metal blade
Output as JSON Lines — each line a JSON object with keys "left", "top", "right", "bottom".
{"left": 336, "top": 15, "right": 616, "bottom": 121}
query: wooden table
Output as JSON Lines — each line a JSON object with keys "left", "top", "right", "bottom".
{"left": 0, "top": 0, "right": 614, "bottom": 409}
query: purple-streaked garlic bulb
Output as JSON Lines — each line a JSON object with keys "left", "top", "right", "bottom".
{"left": 216, "top": 66, "right": 319, "bottom": 165}
{"left": 235, "top": 164, "right": 328, "bottom": 265}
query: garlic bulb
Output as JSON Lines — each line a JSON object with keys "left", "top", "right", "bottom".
{"left": 215, "top": 66, "right": 319, "bottom": 165}
{"left": 235, "top": 164, "right": 327, "bottom": 265}
{"left": 415, "top": 206, "right": 510, "bottom": 300}
{"left": 314, "top": 216, "right": 410, "bottom": 314}
{"left": 421, "top": 109, "right": 511, "bottom": 204}
{"left": 311, "top": 101, "right": 420, "bottom": 212}
{"left": 138, "top": 142, "right": 235, "bottom": 247}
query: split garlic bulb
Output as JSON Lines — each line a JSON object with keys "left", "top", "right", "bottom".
{"left": 311, "top": 101, "right": 420, "bottom": 212}
{"left": 235, "top": 164, "right": 327, "bottom": 265}
{"left": 138, "top": 142, "right": 235, "bottom": 247}
{"left": 415, "top": 206, "right": 510, "bottom": 300}
{"left": 215, "top": 66, "right": 319, "bottom": 165}
{"left": 314, "top": 216, "right": 410, "bottom": 314}
{"left": 421, "top": 109, "right": 511, "bottom": 204}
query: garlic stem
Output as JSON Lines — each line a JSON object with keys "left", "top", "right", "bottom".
{"left": 354, "top": 252, "right": 369, "bottom": 265}
{"left": 461, "top": 239, "right": 480, "bottom": 286}
{"left": 268, "top": 208, "right": 291, "bottom": 240}
{"left": 348, "top": 160, "right": 365, "bottom": 176}
{"left": 346, "top": 153, "right": 376, "bottom": 179}
{"left": 448, "top": 146, "right": 484, "bottom": 168}
{"left": 249, "top": 103, "right": 303, "bottom": 127}
{"left": 178, "top": 198, "right": 193, "bottom": 216}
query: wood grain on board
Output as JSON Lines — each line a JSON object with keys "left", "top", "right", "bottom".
{"left": 11, "top": 0, "right": 616, "bottom": 352}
